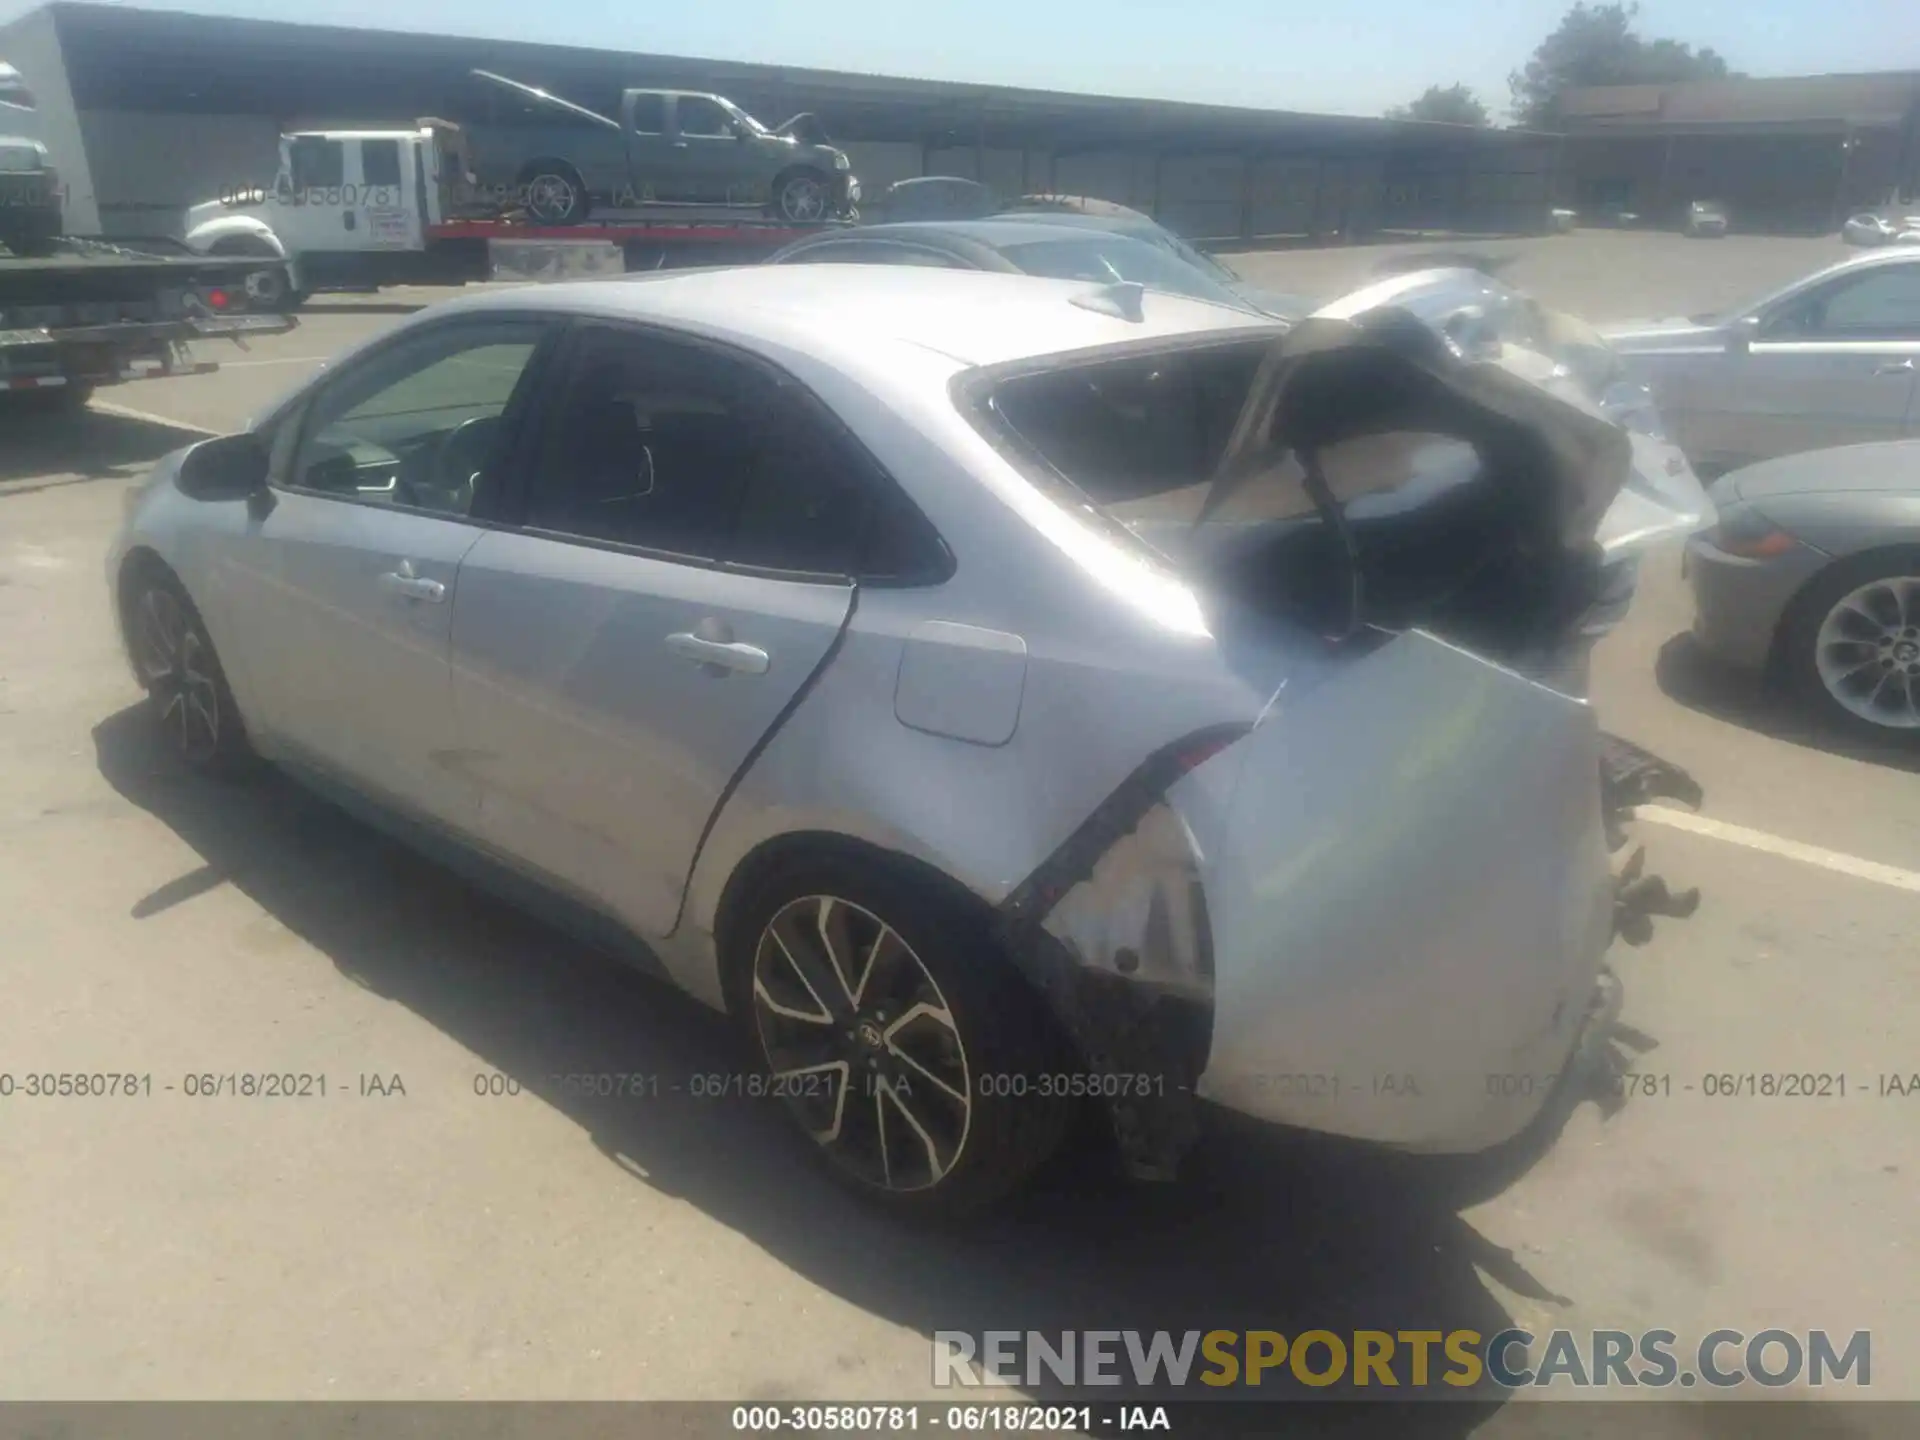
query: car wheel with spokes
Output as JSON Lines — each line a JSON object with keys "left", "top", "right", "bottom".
{"left": 125, "top": 566, "right": 252, "bottom": 775}
{"left": 1781, "top": 550, "right": 1920, "bottom": 743}
{"left": 519, "top": 165, "right": 587, "bottom": 225}
{"left": 773, "top": 169, "right": 830, "bottom": 224}
{"left": 729, "top": 854, "right": 1078, "bottom": 1217}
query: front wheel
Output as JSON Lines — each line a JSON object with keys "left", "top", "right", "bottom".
{"left": 125, "top": 567, "right": 253, "bottom": 775}
{"left": 773, "top": 169, "right": 831, "bottom": 224}
{"left": 1780, "top": 551, "right": 1920, "bottom": 743}
{"left": 729, "top": 854, "right": 1077, "bottom": 1217}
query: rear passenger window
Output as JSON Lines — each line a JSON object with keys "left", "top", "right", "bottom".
{"left": 529, "top": 328, "right": 765, "bottom": 557}
{"left": 528, "top": 326, "right": 948, "bottom": 580}
{"left": 730, "top": 392, "right": 949, "bottom": 579}
{"left": 629, "top": 94, "right": 666, "bottom": 134}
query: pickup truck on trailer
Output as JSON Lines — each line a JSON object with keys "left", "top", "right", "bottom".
{"left": 187, "top": 85, "right": 864, "bottom": 309}
{"left": 1, "top": 57, "right": 296, "bottom": 416}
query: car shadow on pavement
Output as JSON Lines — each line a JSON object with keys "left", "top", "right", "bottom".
{"left": 93, "top": 702, "right": 1623, "bottom": 1436}
{"left": 0, "top": 403, "right": 199, "bottom": 489}
{"left": 1655, "top": 632, "right": 1920, "bottom": 775}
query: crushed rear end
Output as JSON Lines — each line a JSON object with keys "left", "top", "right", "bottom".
{"left": 974, "top": 274, "right": 1701, "bottom": 1175}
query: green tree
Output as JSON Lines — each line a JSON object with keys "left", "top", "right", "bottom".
{"left": 1386, "top": 83, "right": 1492, "bottom": 127}
{"left": 1510, "top": 2, "right": 1734, "bottom": 130}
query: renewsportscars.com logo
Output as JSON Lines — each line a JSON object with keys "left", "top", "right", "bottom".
{"left": 932, "top": 1329, "right": 1872, "bottom": 1391}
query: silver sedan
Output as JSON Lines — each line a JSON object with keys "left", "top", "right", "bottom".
{"left": 107, "top": 265, "right": 1685, "bottom": 1215}
{"left": 1686, "top": 439, "right": 1920, "bottom": 738}
{"left": 1607, "top": 249, "right": 1920, "bottom": 476}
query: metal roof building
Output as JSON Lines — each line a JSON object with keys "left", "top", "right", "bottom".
{"left": 1559, "top": 72, "right": 1920, "bottom": 231}
{"left": 2, "top": 0, "right": 1565, "bottom": 241}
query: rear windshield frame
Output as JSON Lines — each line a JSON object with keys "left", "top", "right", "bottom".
{"left": 951, "top": 327, "right": 1290, "bottom": 557}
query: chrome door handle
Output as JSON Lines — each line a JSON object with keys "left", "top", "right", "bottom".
{"left": 378, "top": 563, "right": 446, "bottom": 604}
{"left": 666, "top": 632, "right": 769, "bottom": 675}
{"left": 1873, "top": 359, "right": 1915, "bottom": 375}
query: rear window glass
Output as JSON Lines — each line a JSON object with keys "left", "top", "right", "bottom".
{"left": 983, "top": 340, "right": 1269, "bottom": 510}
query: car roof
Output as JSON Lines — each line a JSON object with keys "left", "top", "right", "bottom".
{"left": 826, "top": 218, "right": 1157, "bottom": 248}
{"left": 424, "top": 264, "right": 1277, "bottom": 373}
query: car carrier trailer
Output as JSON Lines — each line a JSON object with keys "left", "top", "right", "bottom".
{"left": 183, "top": 118, "right": 853, "bottom": 310}
{"left": 1, "top": 240, "right": 297, "bottom": 415}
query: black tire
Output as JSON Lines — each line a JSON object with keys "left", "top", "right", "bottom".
{"left": 517, "top": 162, "right": 589, "bottom": 225}
{"left": 772, "top": 168, "right": 832, "bottom": 224}
{"left": 208, "top": 236, "right": 303, "bottom": 313}
{"left": 122, "top": 562, "right": 254, "bottom": 777}
{"left": 725, "top": 851, "right": 1077, "bottom": 1219}
{"left": 1776, "top": 548, "right": 1920, "bottom": 745}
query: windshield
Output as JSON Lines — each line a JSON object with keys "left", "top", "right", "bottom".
{"left": 998, "top": 234, "right": 1253, "bottom": 310}
{"left": 720, "top": 97, "right": 769, "bottom": 135}
{"left": 1151, "top": 227, "right": 1240, "bottom": 282}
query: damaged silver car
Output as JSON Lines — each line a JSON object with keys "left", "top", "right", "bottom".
{"left": 106, "top": 263, "right": 1702, "bottom": 1216}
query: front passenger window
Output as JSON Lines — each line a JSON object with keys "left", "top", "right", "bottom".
{"left": 288, "top": 323, "right": 545, "bottom": 517}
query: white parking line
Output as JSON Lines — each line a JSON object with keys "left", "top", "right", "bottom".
{"left": 90, "top": 400, "right": 219, "bottom": 434}
{"left": 215, "top": 356, "right": 330, "bottom": 368}
{"left": 1636, "top": 804, "right": 1920, "bottom": 895}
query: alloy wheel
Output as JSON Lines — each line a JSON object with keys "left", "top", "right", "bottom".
{"left": 526, "top": 174, "right": 578, "bottom": 224}
{"left": 750, "top": 894, "right": 973, "bottom": 1193}
{"left": 1814, "top": 575, "right": 1920, "bottom": 730}
{"left": 779, "top": 176, "right": 827, "bottom": 223}
{"left": 133, "top": 586, "right": 222, "bottom": 764}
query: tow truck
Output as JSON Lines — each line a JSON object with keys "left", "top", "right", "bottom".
{"left": 182, "top": 110, "right": 854, "bottom": 311}
{"left": 1, "top": 58, "right": 296, "bottom": 417}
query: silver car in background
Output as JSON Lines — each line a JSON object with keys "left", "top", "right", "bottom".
{"left": 106, "top": 265, "right": 1693, "bottom": 1216}
{"left": 1687, "top": 439, "right": 1920, "bottom": 739}
{"left": 1608, "top": 249, "right": 1920, "bottom": 476}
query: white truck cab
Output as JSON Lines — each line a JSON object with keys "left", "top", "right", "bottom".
{"left": 1, "top": 58, "right": 63, "bottom": 255}
{"left": 183, "top": 122, "right": 471, "bottom": 308}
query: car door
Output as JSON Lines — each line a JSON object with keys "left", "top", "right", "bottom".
{"left": 218, "top": 316, "right": 558, "bottom": 829}
{"left": 447, "top": 321, "right": 881, "bottom": 938}
{"left": 1716, "top": 260, "right": 1920, "bottom": 465}
{"left": 664, "top": 94, "right": 757, "bottom": 206}
{"left": 620, "top": 92, "right": 673, "bottom": 205}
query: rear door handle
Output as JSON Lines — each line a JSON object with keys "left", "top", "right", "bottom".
{"left": 666, "top": 632, "right": 769, "bottom": 675}
{"left": 1873, "top": 359, "right": 1915, "bottom": 375}
{"left": 378, "top": 561, "right": 446, "bottom": 604}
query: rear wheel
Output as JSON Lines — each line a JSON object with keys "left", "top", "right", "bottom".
{"left": 519, "top": 164, "right": 588, "bottom": 225}
{"left": 208, "top": 235, "right": 302, "bottom": 312}
{"left": 124, "top": 565, "right": 253, "bottom": 775}
{"left": 729, "top": 853, "right": 1076, "bottom": 1217}
{"left": 1780, "top": 551, "right": 1920, "bottom": 743}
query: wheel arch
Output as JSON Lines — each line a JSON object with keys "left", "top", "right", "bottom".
{"left": 186, "top": 216, "right": 286, "bottom": 258}
{"left": 1767, "top": 541, "right": 1920, "bottom": 676}
{"left": 113, "top": 544, "right": 175, "bottom": 669}
{"left": 711, "top": 828, "right": 1023, "bottom": 1019}
{"left": 514, "top": 156, "right": 587, "bottom": 191}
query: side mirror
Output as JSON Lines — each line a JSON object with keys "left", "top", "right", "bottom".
{"left": 176, "top": 432, "right": 269, "bottom": 501}
{"left": 1727, "top": 315, "right": 1762, "bottom": 353}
